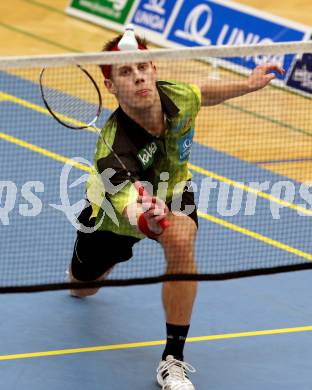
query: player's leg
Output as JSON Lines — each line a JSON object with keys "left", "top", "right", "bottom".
{"left": 156, "top": 187, "right": 198, "bottom": 389}
{"left": 69, "top": 241, "right": 113, "bottom": 298}
{"left": 69, "top": 203, "right": 140, "bottom": 297}
{"left": 159, "top": 213, "right": 197, "bottom": 349}
{"left": 69, "top": 229, "right": 140, "bottom": 297}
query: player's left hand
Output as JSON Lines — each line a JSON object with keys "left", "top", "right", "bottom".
{"left": 247, "top": 63, "right": 285, "bottom": 91}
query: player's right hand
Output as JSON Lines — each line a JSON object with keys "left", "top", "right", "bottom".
{"left": 134, "top": 181, "right": 170, "bottom": 237}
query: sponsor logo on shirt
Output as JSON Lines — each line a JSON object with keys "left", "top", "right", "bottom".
{"left": 178, "top": 128, "right": 194, "bottom": 161}
{"left": 137, "top": 141, "right": 158, "bottom": 169}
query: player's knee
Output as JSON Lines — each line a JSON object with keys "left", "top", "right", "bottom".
{"left": 69, "top": 266, "right": 113, "bottom": 298}
{"left": 69, "top": 275, "right": 101, "bottom": 297}
{"left": 166, "top": 255, "right": 197, "bottom": 274}
{"left": 71, "top": 286, "right": 100, "bottom": 298}
{"left": 163, "top": 234, "right": 192, "bottom": 255}
{"left": 163, "top": 238, "right": 195, "bottom": 271}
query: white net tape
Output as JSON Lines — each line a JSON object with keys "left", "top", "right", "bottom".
{"left": 0, "top": 41, "right": 311, "bottom": 68}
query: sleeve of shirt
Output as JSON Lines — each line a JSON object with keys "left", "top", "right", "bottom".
{"left": 97, "top": 154, "right": 140, "bottom": 216}
{"left": 188, "top": 83, "right": 202, "bottom": 116}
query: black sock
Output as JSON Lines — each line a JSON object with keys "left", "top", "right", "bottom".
{"left": 162, "top": 323, "right": 190, "bottom": 361}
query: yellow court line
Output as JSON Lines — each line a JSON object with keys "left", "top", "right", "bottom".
{"left": 2, "top": 89, "right": 312, "bottom": 216}
{"left": 1, "top": 131, "right": 312, "bottom": 262}
{"left": 197, "top": 211, "right": 312, "bottom": 261}
{"left": 0, "top": 325, "right": 311, "bottom": 361}
{"left": 0, "top": 91, "right": 96, "bottom": 131}
{"left": 0, "top": 132, "right": 91, "bottom": 173}
{"left": 189, "top": 163, "right": 312, "bottom": 217}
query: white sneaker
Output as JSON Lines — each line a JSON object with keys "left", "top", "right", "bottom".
{"left": 156, "top": 355, "right": 196, "bottom": 390}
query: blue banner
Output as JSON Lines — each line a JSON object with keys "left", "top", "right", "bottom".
{"left": 286, "top": 35, "right": 312, "bottom": 94}
{"left": 166, "top": 0, "right": 306, "bottom": 79}
{"left": 130, "top": 0, "right": 178, "bottom": 33}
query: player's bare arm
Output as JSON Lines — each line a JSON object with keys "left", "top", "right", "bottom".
{"left": 200, "top": 63, "right": 285, "bottom": 106}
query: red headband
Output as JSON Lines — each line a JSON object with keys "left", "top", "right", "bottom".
{"left": 102, "top": 42, "right": 148, "bottom": 79}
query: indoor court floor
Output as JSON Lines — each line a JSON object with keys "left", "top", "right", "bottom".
{"left": 1, "top": 1, "right": 312, "bottom": 389}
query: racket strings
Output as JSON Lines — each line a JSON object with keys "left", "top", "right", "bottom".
{"left": 40, "top": 65, "right": 102, "bottom": 129}
{"left": 40, "top": 65, "right": 135, "bottom": 181}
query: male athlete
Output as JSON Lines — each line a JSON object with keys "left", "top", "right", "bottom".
{"left": 69, "top": 28, "right": 284, "bottom": 390}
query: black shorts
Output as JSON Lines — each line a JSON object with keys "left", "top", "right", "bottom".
{"left": 71, "top": 186, "right": 198, "bottom": 282}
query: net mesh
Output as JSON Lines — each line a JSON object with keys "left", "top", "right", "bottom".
{"left": 1, "top": 42, "right": 312, "bottom": 293}
{"left": 39, "top": 66, "right": 103, "bottom": 128}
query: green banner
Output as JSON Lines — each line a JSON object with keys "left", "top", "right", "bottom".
{"left": 69, "top": 0, "right": 136, "bottom": 24}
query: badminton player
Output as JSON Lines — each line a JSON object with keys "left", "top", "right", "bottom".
{"left": 69, "top": 26, "right": 284, "bottom": 390}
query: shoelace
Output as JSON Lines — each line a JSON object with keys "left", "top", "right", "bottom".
{"left": 160, "top": 359, "right": 196, "bottom": 382}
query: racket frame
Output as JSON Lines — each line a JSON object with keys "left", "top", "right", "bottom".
{"left": 39, "top": 64, "right": 102, "bottom": 130}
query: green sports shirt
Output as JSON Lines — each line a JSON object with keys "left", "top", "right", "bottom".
{"left": 86, "top": 80, "right": 201, "bottom": 238}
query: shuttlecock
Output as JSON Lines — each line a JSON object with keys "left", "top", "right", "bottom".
{"left": 117, "top": 24, "right": 138, "bottom": 51}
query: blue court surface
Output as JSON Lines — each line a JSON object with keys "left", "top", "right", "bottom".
{"left": 1, "top": 70, "right": 312, "bottom": 389}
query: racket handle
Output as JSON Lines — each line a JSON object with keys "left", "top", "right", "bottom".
{"left": 138, "top": 186, "right": 144, "bottom": 196}
{"left": 159, "top": 219, "right": 170, "bottom": 229}
{"left": 136, "top": 184, "right": 170, "bottom": 231}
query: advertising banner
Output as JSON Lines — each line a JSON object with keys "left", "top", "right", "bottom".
{"left": 67, "top": 0, "right": 311, "bottom": 96}
{"left": 166, "top": 0, "right": 306, "bottom": 80}
{"left": 130, "top": 0, "right": 179, "bottom": 34}
{"left": 68, "top": 0, "right": 136, "bottom": 24}
{"left": 286, "top": 35, "right": 312, "bottom": 95}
